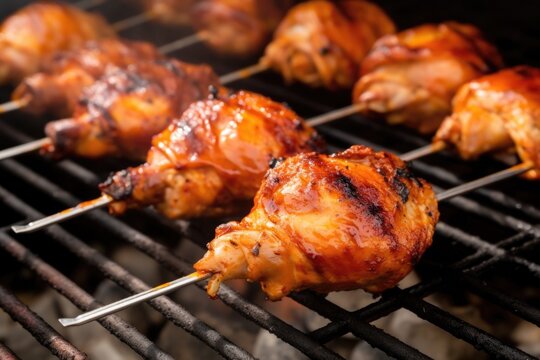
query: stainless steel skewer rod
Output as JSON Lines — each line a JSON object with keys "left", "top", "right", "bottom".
{"left": 59, "top": 272, "right": 210, "bottom": 327}
{"left": 219, "top": 63, "right": 269, "bottom": 84}
{"left": 0, "top": 138, "right": 50, "bottom": 162}
{"left": 11, "top": 194, "right": 113, "bottom": 234}
{"left": 57, "top": 161, "right": 534, "bottom": 327}
{"left": 0, "top": 96, "right": 32, "bottom": 114}
{"left": 435, "top": 162, "right": 532, "bottom": 201}
{"left": 112, "top": 11, "right": 155, "bottom": 32}
{"left": 158, "top": 33, "right": 205, "bottom": 54}
{"left": 306, "top": 104, "right": 365, "bottom": 127}
{"left": 401, "top": 141, "right": 447, "bottom": 162}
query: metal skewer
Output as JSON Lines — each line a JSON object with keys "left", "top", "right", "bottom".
{"left": 219, "top": 63, "right": 269, "bottom": 84}
{"left": 0, "top": 138, "right": 50, "bottom": 161}
{"left": 59, "top": 272, "right": 210, "bottom": 327}
{"left": 112, "top": 11, "right": 156, "bottom": 32}
{"left": 11, "top": 194, "right": 113, "bottom": 234}
{"left": 0, "top": 96, "right": 31, "bottom": 114}
{"left": 401, "top": 141, "right": 447, "bottom": 162}
{"left": 158, "top": 33, "right": 206, "bottom": 54}
{"left": 56, "top": 161, "right": 535, "bottom": 327}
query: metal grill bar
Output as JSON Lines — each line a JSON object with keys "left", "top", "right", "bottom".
{"left": 0, "top": 187, "right": 252, "bottom": 360}
{"left": 0, "top": 342, "right": 19, "bottom": 360}
{"left": 0, "top": 159, "right": 342, "bottom": 359}
{"left": 0, "top": 285, "right": 87, "bottom": 360}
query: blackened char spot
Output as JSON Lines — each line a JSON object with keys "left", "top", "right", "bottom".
{"left": 268, "top": 157, "right": 285, "bottom": 169}
{"left": 100, "top": 169, "right": 133, "bottom": 200}
{"left": 307, "top": 133, "right": 327, "bottom": 153}
{"left": 392, "top": 178, "right": 409, "bottom": 203}
{"left": 251, "top": 242, "right": 260, "bottom": 256}
{"left": 155, "top": 59, "right": 186, "bottom": 78}
{"left": 124, "top": 72, "right": 150, "bottom": 93}
{"left": 208, "top": 85, "right": 219, "bottom": 99}
{"left": 334, "top": 173, "right": 360, "bottom": 200}
{"left": 319, "top": 46, "right": 331, "bottom": 55}
{"left": 396, "top": 166, "right": 422, "bottom": 187}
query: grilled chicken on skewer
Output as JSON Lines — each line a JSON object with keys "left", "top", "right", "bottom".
{"left": 195, "top": 145, "right": 438, "bottom": 299}
{"left": 352, "top": 22, "right": 503, "bottom": 134}
{"left": 142, "top": 0, "right": 195, "bottom": 26}
{"left": 9, "top": 39, "right": 162, "bottom": 118}
{"left": 59, "top": 145, "right": 536, "bottom": 327}
{"left": 425, "top": 66, "right": 540, "bottom": 179}
{"left": 41, "top": 59, "right": 219, "bottom": 161}
{"left": 13, "top": 90, "right": 326, "bottom": 233}
{"left": 0, "top": 1, "right": 116, "bottom": 86}
{"left": 260, "top": 0, "right": 395, "bottom": 89}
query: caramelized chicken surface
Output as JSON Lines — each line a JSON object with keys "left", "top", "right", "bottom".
{"left": 99, "top": 90, "right": 326, "bottom": 219}
{"left": 435, "top": 66, "right": 540, "bottom": 179}
{"left": 41, "top": 59, "right": 219, "bottom": 160}
{"left": 353, "top": 22, "right": 503, "bottom": 133}
{"left": 12, "top": 39, "right": 162, "bottom": 117}
{"left": 261, "top": 0, "right": 395, "bottom": 89}
{"left": 144, "top": 0, "right": 195, "bottom": 26}
{"left": 195, "top": 145, "right": 438, "bottom": 300}
{"left": 191, "top": 0, "right": 293, "bottom": 57}
{"left": 0, "top": 2, "right": 115, "bottom": 85}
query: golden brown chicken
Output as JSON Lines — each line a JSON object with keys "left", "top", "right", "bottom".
{"left": 434, "top": 66, "right": 540, "bottom": 180}
{"left": 191, "top": 0, "right": 294, "bottom": 57}
{"left": 261, "top": 0, "right": 395, "bottom": 89}
{"left": 0, "top": 1, "right": 116, "bottom": 85}
{"left": 41, "top": 58, "right": 219, "bottom": 160}
{"left": 99, "top": 90, "right": 326, "bottom": 219}
{"left": 353, "top": 22, "right": 503, "bottom": 134}
{"left": 143, "top": 0, "right": 196, "bottom": 26}
{"left": 194, "top": 145, "right": 438, "bottom": 300}
{"left": 11, "top": 39, "right": 162, "bottom": 117}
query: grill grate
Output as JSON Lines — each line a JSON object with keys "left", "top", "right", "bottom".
{"left": 1, "top": 1, "right": 540, "bottom": 359}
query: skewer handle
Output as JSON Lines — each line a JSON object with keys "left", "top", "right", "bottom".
{"left": 219, "top": 63, "right": 269, "bottom": 84}
{"left": 59, "top": 272, "right": 210, "bottom": 327}
{"left": 436, "top": 162, "right": 533, "bottom": 201}
{"left": 401, "top": 141, "right": 446, "bottom": 162}
{"left": 11, "top": 194, "right": 113, "bottom": 234}
{"left": 0, "top": 138, "right": 50, "bottom": 162}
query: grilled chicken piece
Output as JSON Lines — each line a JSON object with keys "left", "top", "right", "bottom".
{"left": 144, "top": 0, "right": 196, "bottom": 26}
{"left": 261, "top": 0, "right": 395, "bottom": 89}
{"left": 353, "top": 22, "right": 503, "bottom": 134}
{"left": 11, "top": 39, "right": 162, "bottom": 117}
{"left": 99, "top": 90, "right": 326, "bottom": 219}
{"left": 41, "top": 59, "right": 219, "bottom": 160}
{"left": 195, "top": 145, "right": 438, "bottom": 300}
{"left": 0, "top": 2, "right": 115, "bottom": 85}
{"left": 191, "top": 0, "right": 293, "bottom": 57}
{"left": 435, "top": 66, "right": 540, "bottom": 179}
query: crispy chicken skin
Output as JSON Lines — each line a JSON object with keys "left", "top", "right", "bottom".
{"left": 353, "top": 22, "right": 503, "bottom": 134}
{"left": 191, "top": 0, "right": 293, "bottom": 57}
{"left": 435, "top": 66, "right": 540, "bottom": 179}
{"left": 144, "top": 0, "right": 196, "bottom": 26}
{"left": 261, "top": 0, "right": 395, "bottom": 89}
{"left": 41, "top": 59, "right": 219, "bottom": 160}
{"left": 12, "top": 39, "right": 162, "bottom": 117}
{"left": 194, "top": 145, "right": 438, "bottom": 300}
{"left": 99, "top": 90, "right": 326, "bottom": 219}
{"left": 0, "top": 2, "right": 115, "bottom": 85}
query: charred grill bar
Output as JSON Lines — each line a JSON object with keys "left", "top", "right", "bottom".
{"left": 1, "top": 1, "right": 540, "bottom": 359}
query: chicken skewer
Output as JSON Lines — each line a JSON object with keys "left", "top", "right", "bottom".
{"left": 0, "top": 58, "right": 219, "bottom": 163}
{"left": 221, "top": 0, "right": 395, "bottom": 88}
{"left": 401, "top": 66, "right": 540, "bottom": 181}
{"left": 12, "top": 90, "right": 326, "bottom": 233}
{"left": 57, "top": 145, "right": 534, "bottom": 327}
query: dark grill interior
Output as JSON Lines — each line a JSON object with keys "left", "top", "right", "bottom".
{"left": 1, "top": 1, "right": 539, "bottom": 359}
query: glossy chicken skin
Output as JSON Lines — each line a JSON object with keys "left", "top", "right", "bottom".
{"left": 353, "top": 22, "right": 503, "bottom": 133}
{"left": 191, "top": 0, "right": 293, "bottom": 57}
{"left": 99, "top": 90, "right": 326, "bottom": 219}
{"left": 144, "top": 0, "right": 195, "bottom": 25}
{"left": 195, "top": 145, "right": 438, "bottom": 300}
{"left": 262, "top": 0, "right": 395, "bottom": 89}
{"left": 41, "top": 59, "right": 219, "bottom": 160}
{"left": 12, "top": 39, "right": 162, "bottom": 117}
{"left": 435, "top": 66, "right": 540, "bottom": 179}
{"left": 0, "top": 2, "right": 115, "bottom": 85}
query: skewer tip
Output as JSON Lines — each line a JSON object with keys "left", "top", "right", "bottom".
{"left": 58, "top": 318, "right": 77, "bottom": 327}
